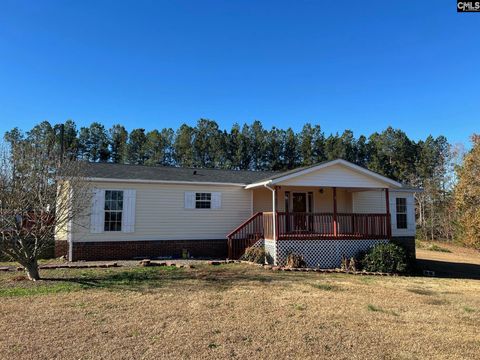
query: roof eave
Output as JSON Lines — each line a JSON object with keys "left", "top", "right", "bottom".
{"left": 84, "top": 177, "right": 248, "bottom": 187}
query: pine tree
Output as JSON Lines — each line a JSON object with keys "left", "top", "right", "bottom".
{"left": 144, "top": 130, "right": 165, "bottom": 166}
{"left": 192, "top": 119, "right": 223, "bottom": 168}
{"left": 265, "top": 127, "right": 284, "bottom": 171}
{"left": 108, "top": 124, "right": 128, "bottom": 164}
{"left": 26, "top": 121, "right": 56, "bottom": 155}
{"left": 127, "top": 128, "right": 148, "bottom": 165}
{"left": 238, "top": 124, "right": 252, "bottom": 170}
{"left": 311, "top": 124, "right": 326, "bottom": 163}
{"left": 109, "top": 124, "right": 128, "bottom": 164}
{"left": 159, "top": 128, "right": 175, "bottom": 166}
{"left": 227, "top": 123, "right": 242, "bottom": 169}
{"left": 250, "top": 120, "right": 267, "bottom": 170}
{"left": 284, "top": 128, "right": 298, "bottom": 169}
{"left": 174, "top": 124, "right": 195, "bottom": 167}
{"left": 88, "top": 122, "right": 110, "bottom": 162}
{"left": 299, "top": 123, "right": 315, "bottom": 166}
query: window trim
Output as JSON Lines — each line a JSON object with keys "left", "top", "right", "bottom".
{"left": 395, "top": 197, "right": 408, "bottom": 229}
{"left": 104, "top": 189, "right": 124, "bottom": 232}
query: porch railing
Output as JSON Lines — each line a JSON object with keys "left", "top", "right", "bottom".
{"left": 273, "top": 212, "right": 390, "bottom": 240}
{"left": 227, "top": 211, "right": 391, "bottom": 259}
{"left": 227, "top": 212, "right": 264, "bottom": 259}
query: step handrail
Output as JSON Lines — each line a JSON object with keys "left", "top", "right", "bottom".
{"left": 227, "top": 212, "right": 263, "bottom": 239}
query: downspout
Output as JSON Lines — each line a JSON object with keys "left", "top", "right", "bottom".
{"left": 67, "top": 185, "right": 74, "bottom": 262}
{"left": 264, "top": 182, "right": 276, "bottom": 240}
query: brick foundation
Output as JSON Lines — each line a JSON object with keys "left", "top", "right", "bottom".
{"left": 391, "top": 236, "right": 416, "bottom": 259}
{"left": 71, "top": 239, "right": 227, "bottom": 261}
{"left": 54, "top": 241, "right": 69, "bottom": 258}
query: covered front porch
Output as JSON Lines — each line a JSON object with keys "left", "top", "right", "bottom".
{"left": 257, "top": 185, "right": 392, "bottom": 240}
{"left": 227, "top": 185, "right": 392, "bottom": 260}
{"left": 227, "top": 160, "right": 409, "bottom": 264}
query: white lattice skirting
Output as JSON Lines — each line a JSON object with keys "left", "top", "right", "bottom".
{"left": 264, "top": 239, "right": 277, "bottom": 265}
{"left": 265, "top": 239, "right": 388, "bottom": 268}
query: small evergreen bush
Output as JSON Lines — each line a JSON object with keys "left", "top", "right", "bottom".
{"left": 362, "top": 243, "right": 408, "bottom": 273}
{"left": 243, "top": 247, "right": 267, "bottom": 264}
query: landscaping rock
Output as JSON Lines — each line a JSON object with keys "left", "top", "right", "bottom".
{"left": 139, "top": 259, "right": 151, "bottom": 267}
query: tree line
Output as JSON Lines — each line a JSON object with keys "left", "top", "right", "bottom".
{"left": 4, "top": 119, "right": 449, "bottom": 183}
{"left": 5, "top": 118, "right": 475, "bottom": 247}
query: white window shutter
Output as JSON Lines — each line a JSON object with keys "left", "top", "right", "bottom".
{"left": 389, "top": 196, "right": 396, "bottom": 228}
{"left": 406, "top": 196, "right": 415, "bottom": 230}
{"left": 122, "top": 189, "right": 136, "bottom": 233}
{"left": 90, "top": 189, "right": 105, "bottom": 233}
{"left": 212, "top": 192, "right": 222, "bottom": 209}
{"left": 185, "top": 192, "right": 195, "bottom": 209}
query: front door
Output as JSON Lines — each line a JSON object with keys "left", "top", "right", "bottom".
{"left": 292, "top": 193, "right": 307, "bottom": 231}
{"left": 292, "top": 193, "right": 307, "bottom": 212}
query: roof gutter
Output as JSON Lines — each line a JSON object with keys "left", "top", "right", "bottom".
{"left": 71, "top": 177, "right": 247, "bottom": 187}
{"left": 244, "top": 180, "right": 272, "bottom": 189}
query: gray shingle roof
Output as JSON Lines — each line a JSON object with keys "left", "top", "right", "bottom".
{"left": 80, "top": 160, "right": 419, "bottom": 190}
{"left": 81, "top": 162, "right": 278, "bottom": 185}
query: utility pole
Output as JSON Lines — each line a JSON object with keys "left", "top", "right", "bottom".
{"left": 59, "top": 123, "right": 65, "bottom": 162}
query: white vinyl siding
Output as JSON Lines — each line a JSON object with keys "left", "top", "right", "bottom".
{"left": 252, "top": 187, "right": 353, "bottom": 213}
{"left": 352, "top": 190, "right": 386, "bottom": 213}
{"left": 277, "top": 163, "right": 389, "bottom": 188}
{"left": 74, "top": 183, "right": 249, "bottom": 242}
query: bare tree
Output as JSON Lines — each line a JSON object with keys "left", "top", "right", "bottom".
{"left": 0, "top": 141, "right": 90, "bottom": 281}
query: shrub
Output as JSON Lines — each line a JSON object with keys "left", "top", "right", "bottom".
{"left": 427, "top": 244, "right": 451, "bottom": 253}
{"left": 242, "top": 247, "right": 266, "bottom": 264}
{"left": 286, "top": 253, "right": 306, "bottom": 268}
{"left": 340, "top": 256, "right": 359, "bottom": 272}
{"left": 362, "top": 243, "right": 408, "bottom": 273}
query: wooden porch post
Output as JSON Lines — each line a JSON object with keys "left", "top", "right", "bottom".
{"left": 272, "top": 186, "right": 277, "bottom": 240}
{"left": 385, "top": 188, "right": 391, "bottom": 239}
{"left": 333, "top": 187, "right": 338, "bottom": 237}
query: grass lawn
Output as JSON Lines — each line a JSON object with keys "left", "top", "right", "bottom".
{"left": 1, "top": 247, "right": 479, "bottom": 359}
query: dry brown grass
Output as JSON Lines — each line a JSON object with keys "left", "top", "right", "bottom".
{"left": 0, "top": 248, "right": 479, "bottom": 359}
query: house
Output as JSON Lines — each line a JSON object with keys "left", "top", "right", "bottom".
{"left": 55, "top": 159, "right": 419, "bottom": 267}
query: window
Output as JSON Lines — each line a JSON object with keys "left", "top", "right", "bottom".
{"left": 396, "top": 197, "right": 407, "bottom": 229}
{"left": 195, "top": 192, "right": 211, "bottom": 209}
{"left": 104, "top": 190, "right": 123, "bottom": 231}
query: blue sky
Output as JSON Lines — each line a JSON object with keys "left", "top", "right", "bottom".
{"left": 0, "top": 0, "right": 478, "bottom": 145}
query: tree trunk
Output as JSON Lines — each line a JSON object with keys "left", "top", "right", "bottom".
{"left": 25, "top": 260, "right": 40, "bottom": 281}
